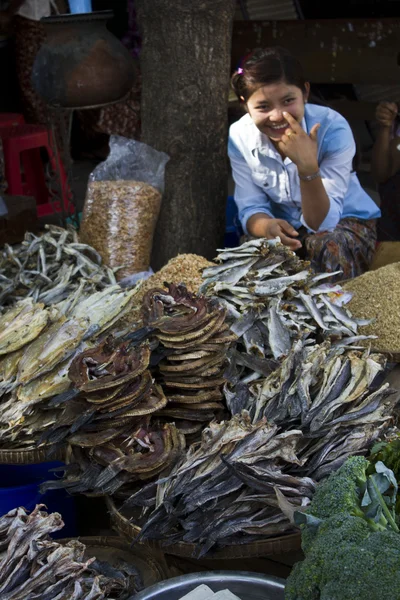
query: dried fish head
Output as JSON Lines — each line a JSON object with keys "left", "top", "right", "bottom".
{"left": 143, "top": 283, "right": 211, "bottom": 333}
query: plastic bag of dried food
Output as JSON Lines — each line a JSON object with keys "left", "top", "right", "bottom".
{"left": 79, "top": 136, "right": 169, "bottom": 279}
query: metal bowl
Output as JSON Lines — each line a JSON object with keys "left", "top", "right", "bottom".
{"left": 131, "top": 570, "right": 285, "bottom": 600}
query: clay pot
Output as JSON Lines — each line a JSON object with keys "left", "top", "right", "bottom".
{"left": 32, "top": 10, "right": 136, "bottom": 109}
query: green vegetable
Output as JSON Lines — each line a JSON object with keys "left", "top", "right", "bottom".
{"left": 286, "top": 457, "right": 400, "bottom": 600}
{"left": 369, "top": 435, "right": 400, "bottom": 514}
{"left": 299, "top": 455, "right": 369, "bottom": 520}
{"left": 296, "top": 456, "right": 398, "bottom": 536}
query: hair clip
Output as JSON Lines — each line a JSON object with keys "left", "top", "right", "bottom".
{"left": 237, "top": 68, "right": 243, "bottom": 74}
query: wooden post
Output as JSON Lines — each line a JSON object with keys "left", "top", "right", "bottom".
{"left": 136, "top": 0, "right": 237, "bottom": 270}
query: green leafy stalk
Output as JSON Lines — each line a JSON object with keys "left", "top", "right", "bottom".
{"left": 369, "top": 475, "right": 399, "bottom": 533}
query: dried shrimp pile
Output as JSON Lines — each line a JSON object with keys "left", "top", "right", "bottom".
{"left": 343, "top": 262, "right": 400, "bottom": 352}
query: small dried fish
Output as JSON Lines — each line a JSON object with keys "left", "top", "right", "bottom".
{"left": 0, "top": 225, "right": 119, "bottom": 309}
{"left": 200, "top": 240, "right": 363, "bottom": 396}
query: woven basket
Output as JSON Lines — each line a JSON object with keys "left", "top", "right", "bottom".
{"left": 0, "top": 445, "right": 65, "bottom": 465}
{"left": 106, "top": 497, "right": 302, "bottom": 560}
{"left": 59, "top": 534, "right": 170, "bottom": 589}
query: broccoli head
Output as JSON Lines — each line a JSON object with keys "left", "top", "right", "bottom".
{"left": 319, "top": 530, "right": 400, "bottom": 600}
{"left": 286, "top": 458, "right": 400, "bottom": 600}
{"left": 285, "top": 514, "right": 371, "bottom": 600}
{"left": 308, "top": 455, "right": 368, "bottom": 521}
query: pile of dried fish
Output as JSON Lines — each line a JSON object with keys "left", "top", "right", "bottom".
{"left": 227, "top": 337, "right": 399, "bottom": 480}
{"left": 43, "top": 422, "right": 186, "bottom": 497}
{"left": 0, "top": 504, "right": 139, "bottom": 599}
{"left": 140, "top": 284, "right": 236, "bottom": 433}
{"left": 201, "top": 239, "right": 372, "bottom": 382}
{"left": 0, "top": 225, "right": 118, "bottom": 308}
{"left": 0, "top": 285, "right": 137, "bottom": 447}
{"left": 122, "top": 413, "right": 315, "bottom": 557}
{"left": 39, "top": 285, "right": 235, "bottom": 496}
{"left": 119, "top": 336, "right": 400, "bottom": 556}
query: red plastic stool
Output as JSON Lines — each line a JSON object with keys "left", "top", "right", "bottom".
{"left": 0, "top": 124, "right": 72, "bottom": 218}
{"left": 0, "top": 113, "right": 25, "bottom": 128}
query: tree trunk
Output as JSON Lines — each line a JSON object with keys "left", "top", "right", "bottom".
{"left": 136, "top": 0, "right": 236, "bottom": 270}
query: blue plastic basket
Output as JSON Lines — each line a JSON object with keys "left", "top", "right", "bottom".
{"left": 0, "top": 463, "right": 77, "bottom": 538}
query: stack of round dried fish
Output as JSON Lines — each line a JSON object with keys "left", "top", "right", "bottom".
{"left": 141, "top": 283, "right": 236, "bottom": 435}
{"left": 0, "top": 285, "right": 138, "bottom": 448}
{"left": 201, "top": 238, "right": 373, "bottom": 384}
{"left": 43, "top": 422, "right": 186, "bottom": 497}
{"left": 0, "top": 504, "right": 139, "bottom": 598}
{"left": 44, "top": 340, "right": 163, "bottom": 446}
{"left": 39, "top": 338, "right": 186, "bottom": 496}
{"left": 0, "top": 224, "right": 118, "bottom": 309}
{"left": 228, "top": 336, "right": 399, "bottom": 480}
{"left": 122, "top": 413, "right": 315, "bottom": 557}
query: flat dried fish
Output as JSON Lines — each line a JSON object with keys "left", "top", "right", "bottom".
{"left": 0, "top": 299, "right": 50, "bottom": 355}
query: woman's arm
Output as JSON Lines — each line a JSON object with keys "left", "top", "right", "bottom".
{"left": 228, "top": 136, "right": 275, "bottom": 232}
{"left": 298, "top": 172, "right": 330, "bottom": 232}
{"left": 279, "top": 112, "right": 330, "bottom": 231}
{"left": 371, "top": 102, "right": 400, "bottom": 184}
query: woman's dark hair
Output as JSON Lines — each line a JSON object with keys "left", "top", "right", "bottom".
{"left": 231, "top": 47, "right": 307, "bottom": 103}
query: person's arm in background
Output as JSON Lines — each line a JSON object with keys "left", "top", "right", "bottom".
{"left": 0, "top": 1, "right": 25, "bottom": 32}
{"left": 371, "top": 101, "right": 400, "bottom": 184}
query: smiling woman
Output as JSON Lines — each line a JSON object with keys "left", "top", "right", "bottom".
{"left": 229, "top": 47, "right": 380, "bottom": 281}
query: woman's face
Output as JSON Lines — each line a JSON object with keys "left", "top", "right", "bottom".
{"left": 246, "top": 80, "right": 310, "bottom": 142}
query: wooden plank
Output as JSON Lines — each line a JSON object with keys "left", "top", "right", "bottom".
{"left": 232, "top": 19, "right": 400, "bottom": 84}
